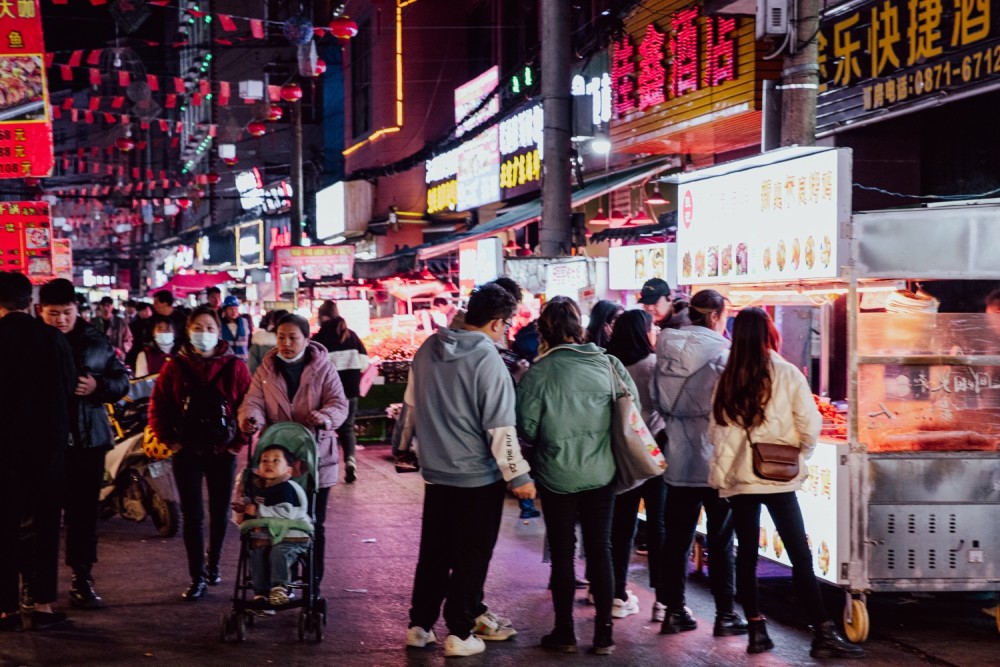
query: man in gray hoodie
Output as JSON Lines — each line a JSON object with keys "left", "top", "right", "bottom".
{"left": 651, "top": 289, "right": 747, "bottom": 638}
{"left": 402, "top": 283, "right": 536, "bottom": 658}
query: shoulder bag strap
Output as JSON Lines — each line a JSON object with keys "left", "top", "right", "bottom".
{"left": 665, "top": 374, "right": 692, "bottom": 418}
{"left": 605, "top": 355, "right": 630, "bottom": 399}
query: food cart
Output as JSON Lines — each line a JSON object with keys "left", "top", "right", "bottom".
{"left": 675, "top": 147, "right": 1000, "bottom": 642}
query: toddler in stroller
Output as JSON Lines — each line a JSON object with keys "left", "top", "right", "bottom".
{"left": 222, "top": 423, "right": 326, "bottom": 642}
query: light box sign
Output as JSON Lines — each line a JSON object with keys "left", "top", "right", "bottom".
{"left": 425, "top": 146, "right": 459, "bottom": 214}
{"left": 236, "top": 221, "right": 264, "bottom": 268}
{"left": 272, "top": 245, "right": 355, "bottom": 285}
{"left": 0, "top": 0, "right": 52, "bottom": 178}
{"left": 817, "top": 0, "right": 1000, "bottom": 135}
{"left": 676, "top": 149, "right": 851, "bottom": 285}
{"left": 458, "top": 237, "right": 503, "bottom": 293}
{"left": 455, "top": 67, "right": 500, "bottom": 211}
{"left": 608, "top": 243, "right": 676, "bottom": 290}
{"left": 0, "top": 200, "right": 52, "bottom": 281}
{"left": 499, "top": 103, "right": 543, "bottom": 198}
{"left": 235, "top": 168, "right": 292, "bottom": 213}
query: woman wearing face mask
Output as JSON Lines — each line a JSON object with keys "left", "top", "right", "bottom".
{"left": 134, "top": 315, "right": 177, "bottom": 377}
{"left": 149, "top": 305, "right": 253, "bottom": 600}
{"left": 237, "top": 313, "right": 349, "bottom": 588}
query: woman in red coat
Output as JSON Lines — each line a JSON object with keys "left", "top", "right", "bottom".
{"left": 149, "top": 305, "right": 252, "bottom": 601}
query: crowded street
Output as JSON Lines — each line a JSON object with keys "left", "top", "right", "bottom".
{"left": 1, "top": 444, "right": 997, "bottom": 666}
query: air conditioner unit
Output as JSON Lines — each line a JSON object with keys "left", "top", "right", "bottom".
{"left": 756, "top": 0, "right": 789, "bottom": 39}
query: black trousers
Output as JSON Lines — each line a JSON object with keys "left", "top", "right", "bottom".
{"left": 660, "top": 484, "right": 737, "bottom": 613}
{"left": 172, "top": 449, "right": 236, "bottom": 582}
{"left": 610, "top": 475, "right": 666, "bottom": 600}
{"left": 409, "top": 480, "right": 505, "bottom": 638}
{"left": 1, "top": 452, "right": 63, "bottom": 612}
{"left": 541, "top": 481, "right": 616, "bottom": 630}
{"left": 336, "top": 397, "right": 358, "bottom": 462}
{"left": 64, "top": 447, "right": 107, "bottom": 574}
{"left": 730, "top": 492, "right": 827, "bottom": 626}
{"left": 313, "top": 486, "right": 331, "bottom": 585}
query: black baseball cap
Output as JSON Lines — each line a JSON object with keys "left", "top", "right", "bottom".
{"left": 639, "top": 278, "right": 672, "bottom": 305}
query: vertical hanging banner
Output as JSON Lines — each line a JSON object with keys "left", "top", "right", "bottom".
{"left": 0, "top": 200, "right": 54, "bottom": 282}
{"left": 0, "top": 0, "right": 53, "bottom": 177}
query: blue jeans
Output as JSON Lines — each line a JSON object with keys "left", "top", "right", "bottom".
{"left": 250, "top": 540, "right": 310, "bottom": 595}
{"left": 730, "top": 491, "right": 827, "bottom": 626}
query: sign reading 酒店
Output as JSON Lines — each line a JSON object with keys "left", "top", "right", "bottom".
{"left": 817, "top": 0, "right": 999, "bottom": 135}
{"left": 0, "top": 0, "right": 53, "bottom": 177}
{"left": 675, "top": 148, "right": 852, "bottom": 285}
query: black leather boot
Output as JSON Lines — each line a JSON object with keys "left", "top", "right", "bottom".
{"left": 181, "top": 579, "right": 208, "bottom": 601}
{"left": 714, "top": 611, "right": 749, "bottom": 637}
{"left": 810, "top": 620, "right": 864, "bottom": 659}
{"left": 589, "top": 622, "right": 615, "bottom": 656}
{"left": 69, "top": 568, "right": 103, "bottom": 609}
{"left": 747, "top": 618, "right": 775, "bottom": 654}
{"left": 540, "top": 626, "right": 577, "bottom": 653}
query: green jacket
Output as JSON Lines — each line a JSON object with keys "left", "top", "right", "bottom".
{"left": 516, "top": 343, "right": 639, "bottom": 494}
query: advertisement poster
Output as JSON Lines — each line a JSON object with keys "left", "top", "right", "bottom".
{"left": 676, "top": 149, "right": 851, "bottom": 285}
{"left": 608, "top": 243, "right": 677, "bottom": 290}
{"left": 272, "top": 245, "right": 355, "bottom": 284}
{"left": 0, "top": 200, "right": 53, "bottom": 281}
{"left": 0, "top": 0, "right": 52, "bottom": 177}
{"left": 51, "top": 237, "right": 71, "bottom": 280}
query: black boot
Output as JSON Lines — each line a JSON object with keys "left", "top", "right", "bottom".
{"left": 747, "top": 618, "right": 774, "bottom": 654}
{"left": 69, "top": 568, "right": 103, "bottom": 609}
{"left": 540, "top": 626, "right": 577, "bottom": 653}
{"left": 589, "top": 622, "right": 615, "bottom": 656}
{"left": 714, "top": 611, "right": 749, "bottom": 637}
{"left": 181, "top": 579, "right": 208, "bottom": 601}
{"left": 810, "top": 620, "right": 864, "bottom": 659}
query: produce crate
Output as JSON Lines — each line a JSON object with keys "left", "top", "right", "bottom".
{"left": 379, "top": 359, "right": 412, "bottom": 384}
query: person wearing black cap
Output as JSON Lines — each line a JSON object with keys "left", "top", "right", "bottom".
{"left": 639, "top": 279, "right": 674, "bottom": 329}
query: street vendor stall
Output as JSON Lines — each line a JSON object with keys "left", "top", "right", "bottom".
{"left": 674, "top": 146, "right": 1000, "bottom": 642}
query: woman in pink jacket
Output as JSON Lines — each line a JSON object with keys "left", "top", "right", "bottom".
{"left": 237, "top": 313, "right": 349, "bottom": 586}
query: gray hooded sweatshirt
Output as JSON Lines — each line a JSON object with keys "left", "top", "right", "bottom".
{"left": 403, "top": 327, "right": 531, "bottom": 489}
{"left": 651, "top": 325, "right": 730, "bottom": 487}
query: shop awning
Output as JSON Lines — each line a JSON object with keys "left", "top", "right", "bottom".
{"left": 589, "top": 211, "right": 676, "bottom": 243}
{"left": 148, "top": 271, "right": 233, "bottom": 297}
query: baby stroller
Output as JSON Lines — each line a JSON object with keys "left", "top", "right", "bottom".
{"left": 220, "top": 422, "right": 327, "bottom": 643}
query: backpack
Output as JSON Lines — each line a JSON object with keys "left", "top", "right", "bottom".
{"left": 175, "top": 356, "right": 237, "bottom": 451}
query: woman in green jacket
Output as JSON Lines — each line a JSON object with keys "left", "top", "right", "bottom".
{"left": 516, "top": 296, "right": 638, "bottom": 656}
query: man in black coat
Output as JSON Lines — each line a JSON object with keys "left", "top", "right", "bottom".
{"left": 39, "top": 279, "right": 129, "bottom": 610}
{"left": 0, "top": 272, "right": 76, "bottom": 630}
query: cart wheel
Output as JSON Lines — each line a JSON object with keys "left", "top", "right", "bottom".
{"left": 235, "top": 613, "right": 248, "bottom": 642}
{"left": 843, "top": 598, "right": 869, "bottom": 643}
{"left": 298, "top": 611, "right": 307, "bottom": 641}
{"left": 311, "top": 612, "right": 324, "bottom": 642}
{"left": 219, "top": 613, "right": 233, "bottom": 643}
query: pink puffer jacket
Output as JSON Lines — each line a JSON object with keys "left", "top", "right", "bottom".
{"left": 238, "top": 340, "right": 349, "bottom": 488}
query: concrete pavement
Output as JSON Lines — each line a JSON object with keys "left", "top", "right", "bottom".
{"left": 1, "top": 444, "right": 997, "bottom": 666}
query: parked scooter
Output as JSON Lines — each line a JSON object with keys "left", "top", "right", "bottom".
{"left": 101, "top": 375, "right": 179, "bottom": 537}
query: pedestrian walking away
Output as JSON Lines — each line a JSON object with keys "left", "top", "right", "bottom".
{"left": 0, "top": 272, "right": 77, "bottom": 631}
{"left": 39, "top": 279, "right": 130, "bottom": 611}
{"left": 517, "top": 296, "right": 635, "bottom": 656}
{"left": 709, "top": 307, "right": 863, "bottom": 659}
{"left": 148, "top": 305, "right": 252, "bottom": 601}
{"left": 400, "top": 283, "right": 535, "bottom": 658}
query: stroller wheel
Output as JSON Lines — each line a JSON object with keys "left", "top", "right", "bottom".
{"left": 310, "top": 611, "right": 324, "bottom": 642}
{"left": 219, "top": 613, "right": 234, "bottom": 643}
{"left": 235, "top": 613, "right": 248, "bottom": 642}
{"left": 297, "top": 611, "right": 307, "bottom": 642}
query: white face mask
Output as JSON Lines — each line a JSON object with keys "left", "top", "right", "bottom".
{"left": 277, "top": 347, "right": 307, "bottom": 364}
{"left": 154, "top": 332, "right": 175, "bottom": 348}
{"left": 189, "top": 331, "right": 218, "bottom": 352}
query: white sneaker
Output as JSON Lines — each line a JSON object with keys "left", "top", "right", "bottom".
{"left": 473, "top": 611, "right": 517, "bottom": 641}
{"left": 611, "top": 591, "right": 640, "bottom": 618}
{"left": 479, "top": 609, "right": 513, "bottom": 628}
{"left": 443, "top": 634, "right": 486, "bottom": 657}
{"left": 651, "top": 601, "right": 667, "bottom": 623}
{"left": 406, "top": 626, "right": 437, "bottom": 648}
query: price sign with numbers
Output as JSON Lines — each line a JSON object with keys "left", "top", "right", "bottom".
{"left": 0, "top": 0, "right": 52, "bottom": 177}
{"left": 0, "top": 200, "right": 54, "bottom": 282}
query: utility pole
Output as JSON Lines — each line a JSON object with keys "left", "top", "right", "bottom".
{"left": 780, "top": 0, "right": 820, "bottom": 146}
{"left": 290, "top": 96, "right": 304, "bottom": 246}
{"left": 539, "top": 0, "right": 572, "bottom": 256}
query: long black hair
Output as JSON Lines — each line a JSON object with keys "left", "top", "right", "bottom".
{"left": 586, "top": 299, "right": 624, "bottom": 348}
{"left": 606, "top": 309, "right": 654, "bottom": 367}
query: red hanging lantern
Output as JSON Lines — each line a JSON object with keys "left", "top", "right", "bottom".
{"left": 222, "top": 156, "right": 239, "bottom": 167}
{"left": 329, "top": 16, "right": 358, "bottom": 40}
{"left": 314, "top": 59, "right": 327, "bottom": 76}
{"left": 116, "top": 136, "right": 136, "bottom": 152}
{"left": 176, "top": 197, "right": 192, "bottom": 210}
{"left": 23, "top": 177, "right": 39, "bottom": 187}
{"left": 205, "top": 172, "right": 221, "bottom": 185}
{"left": 267, "top": 105, "right": 284, "bottom": 122}
{"left": 247, "top": 121, "right": 267, "bottom": 137}
{"left": 280, "top": 83, "right": 303, "bottom": 102}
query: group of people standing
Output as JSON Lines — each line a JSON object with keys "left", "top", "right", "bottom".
{"left": 0, "top": 272, "right": 367, "bottom": 631}
{"left": 401, "top": 276, "right": 863, "bottom": 660}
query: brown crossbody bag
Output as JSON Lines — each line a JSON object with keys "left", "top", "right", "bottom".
{"left": 744, "top": 426, "right": 800, "bottom": 482}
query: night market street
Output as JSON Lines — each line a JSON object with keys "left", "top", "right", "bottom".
{"left": 1, "top": 443, "right": 997, "bottom": 667}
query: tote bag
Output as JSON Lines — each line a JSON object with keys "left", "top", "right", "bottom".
{"left": 606, "top": 357, "right": 666, "bottom": 493}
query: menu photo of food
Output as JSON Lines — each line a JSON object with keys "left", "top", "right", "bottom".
{"left": 706, "top": 246, "right": 719, "bottom": 277}
{"left": 694, "top": 249, "right": 705, "bottom": 277}
{"left": 27, "top": 255, "right": 51, "bottom": 276}
{"left": 773, "top": 530, "right": 784, "bottom": 559}
{"left": 818, "top": 540, "right": 831, "bottom": 575}
{"left": 762, "top": 246, "right": 772, "bottom": 272}
{"left": 0, "top": 56, "right": 46, "bottom": 121}
{"left": 650, "top": 247, "right": 665, "bottom": 279}
{"left": 735, "top": 243, "right": 748, "bottom": 275}
{"left": 791, "top": 238, "right": 801, "bottom": 270}
{"left": 720, "top": 244, "right": 733, "bottom": 276}
{"left": 24, "top": 225, "right": 50, "bottom": 249}
{"left": 635, "top": 249, "right": 647, "bottom": 283}
{"left": 804, "top": 236, "right": 815, "bottom": 269}
{"left": 820, "top": 235, "right": 832, "bottom": 268}
{"left": 776, "top": 240, "right": 787, "bottom": 272}
{"left": 758, "top": 526, "right": 768, "bottom": 553}
{"left": 682, "top": 251, "right": 692, "bottom": 278}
